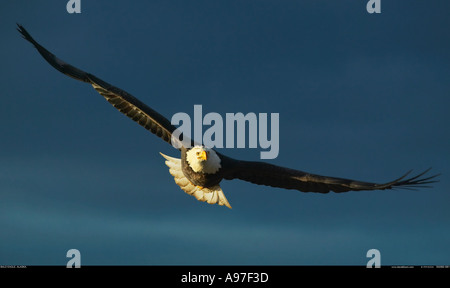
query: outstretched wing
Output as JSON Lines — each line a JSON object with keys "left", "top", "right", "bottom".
{"left": 219, "top": 154, "right": 439, "bottom": 193}
{"left": 17, "top": 24, "right": 188, "bottom": 149}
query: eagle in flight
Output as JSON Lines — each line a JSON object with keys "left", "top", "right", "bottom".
{"left": 18, "top": 25, "right": 439, "bottom": 209}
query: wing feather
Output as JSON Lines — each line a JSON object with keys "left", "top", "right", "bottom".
{"left": 219, "top": 154, "right": 439, "bottom": 193}
{"left": 17, "top": 24, "right": 186, "bottom": 149}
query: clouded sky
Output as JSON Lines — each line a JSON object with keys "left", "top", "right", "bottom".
{"left": 1, "top": 0, "right": 449, "bottom": 265}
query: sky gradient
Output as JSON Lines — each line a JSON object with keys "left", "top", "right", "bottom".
{"left": 1, "top": 1, "right": 449, "bottom": 265}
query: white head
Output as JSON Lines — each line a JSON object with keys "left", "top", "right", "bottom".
{"left": 186, "top": 146, "right": 221, "bottom": 174}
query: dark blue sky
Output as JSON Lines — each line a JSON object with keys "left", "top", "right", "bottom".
{"left": 1, "top": 1, "right": 449, "bottom": 265}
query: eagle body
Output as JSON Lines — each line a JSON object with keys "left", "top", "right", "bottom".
{"left": 161, "top": 151, "right": 232, "bottom": 208}
{"left": 181, "top": 147, "right": 223, "bottom": 188}
{"left": 17, "top": 25, "right": 439, "bottom": 209}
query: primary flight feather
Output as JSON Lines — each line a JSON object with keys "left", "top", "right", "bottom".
{"left": 17, "top": 24, "right": 439, "bottom": 209}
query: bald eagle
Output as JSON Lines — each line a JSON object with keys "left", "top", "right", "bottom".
{"left": 17, "top": 25, "right": 439, "bottom": 209}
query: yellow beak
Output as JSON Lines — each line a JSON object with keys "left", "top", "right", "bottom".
{"left": 199, "top": 150, "right": 207, "bottom": 161}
